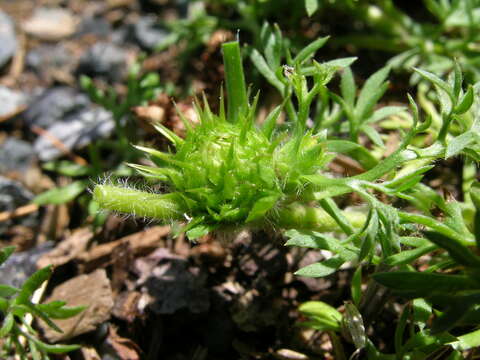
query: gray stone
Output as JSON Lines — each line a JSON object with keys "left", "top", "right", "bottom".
{"left": 0, "top": 10, "right": 17, "bottom": 68}
{"left": 23, "top": 87, "right": 90, "bottom": 129}
{"left": 0, "top": 242, "right": 53, "bottom": 289}
{"left": 26, "top": 44, "right": 75, "bottom": 73}
{"left": 0, "top": 138, "right": 36, "bottom": 174}
{"left": 0, "top": 176, "right": 37, "bottom": 234}
{"left": 34, "top": 106, "right": 115, "bottom": 161}
{"left": 75, "top": 16, "right": 111, "bottom": 38}
{"left": 0, "top": 86, "right": 27, "bottom": 119}
{"left": 76, "top": 42, "right": 127, "bottom": 82}
{"left": 133, "top": 16, "right": 169, "bottom": 50}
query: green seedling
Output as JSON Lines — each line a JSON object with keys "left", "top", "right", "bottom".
{"left": 0, "top": 246, "right": 84, "bottom": 360}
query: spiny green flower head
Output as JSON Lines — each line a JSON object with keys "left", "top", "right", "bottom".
{"left": 93, "top": 41, "right": 330, "bottom": 239}
{"left": 94, "top": 98, "right": 329, "bottom": 238}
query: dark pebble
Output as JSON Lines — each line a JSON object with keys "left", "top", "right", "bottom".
{"left": 0, "top": 138, "right": 36, "bottom": 174}
{"left": 76, "top": 42, "right": 127, "bottom": 82}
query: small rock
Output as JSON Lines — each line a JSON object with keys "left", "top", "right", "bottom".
{"left": 0, "top": 176, "right": 37, "bottom": 235}
{"left": 75, "top": 16, "right": 111, "bottom": 38}
{"left": 0, "top": 10, "right": 17, "bottom": 68}
{"left": 40, "top": 269, "right": 114, "bottom": 342}
{"left": 0, "top": 242, "right": 53, "bottom": 288}
{"left": 34, "top": 106, "right": 115, "bottom": 161}
{"left": 26, "top": 43, "right": 76, "bottom": 74}
{"left": 76, "top": 42, "right": 127, "bottom": 82}
{"left": 0, "top": 138, "right": 36, "bottom": 174}
{"left": 132, "top": 16, "right": 169, "bottom": 50}
{"left": 23, "top": 87, "right": 90, "bottom": 129}
{"left": 23, "top": 7, "right": 77, "bottom": 41}
{"left": 0, "top": 86, "right": 27, "bottom": 120}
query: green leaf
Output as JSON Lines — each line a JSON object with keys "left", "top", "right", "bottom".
{"left": 42, "top": 161, "right": 93, "bottom": 177}
{"left": 450, "top": 328, "right": 480, "bottom": 351}
{"left": 293, "top": 36, "right": 329, "bottom": 65}
{"left": 15, "top": 266, "right": 52, "bottom": 305}
{"left": 384, "top": 244, "right": 437, "bottom": 266}
{"left": 424, "top": 231, "right": 480, "bottom": 268}
{"left": 0, "top": 246, "right": 15, "bottom": 265}
{"left": 250, "top": 49, "right": 284, "bottom": 93}
{"left": 186, "top": 224, "right": 212, "bottom": 240}
{"left": 37, "top": 302, "right": 85, "bottom": 319}
{"left": 446, "top": 131, "right": 480, "bottom": 158}
{"left": 305, "top": 0, "right": 319, "bottom": 17}
{"left": 431, "top": 298, "right": 476, "bottom": 334}
{"left": 284, "top": 230, "right": 357, "bottom": 261}
{"left": 373, "top": 271, "right": 479, "bottom": 297}
{"left": 402, "top": 330, "right": 456, "bottom": 353}
{"left": 0, "top": 312, "right": 14, "bottom": 337}
{"left": 298, "top": 301, "right": 342, "bottom": 331}
{"left": 295, "top": 255, "right": 345, "bottom": 278}
{"left": 300, "top": 57, "right": 357, "bottom": 76}
{"left": 325, "top": 140, "right": 377, "bottom": 169}
{"left": 454, "top": 85, "right": 474, "bottom": 114}
{"left": 29, "top": 337, "right": 81, "bottom": 354}
{"left": 246, "top": 194, "right": 279, "bottom": 222}
{"left": 413, "top": 298, "right": 431, "bottom": 330}
{"left": 340, "top": 67, "right": 355, "bottom": 108}
{"left": 351, "top": 266, "right": 362, "bottom": 306}
{"left": 362, "top": 124, "right": 384, "bottom": 147}
{"left": 0, "top": 284, "right": 19, "bottom": 298}
{"left": 414, "top": 68, "right": 454, "bottom": 102}
{"left": 13, "top": 303, "right": 63, "bottom": 333}
{"left": 261, "top": 105, "right": 282, "bottom": 140}
{"left": 33, "top": 180, "right": 89, "bottom": 205}
{"left": 355, "top": 66, "right": 390, "bottom": 120}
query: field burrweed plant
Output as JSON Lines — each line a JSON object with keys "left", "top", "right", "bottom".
{"left": 93, "top": 38, "right": 480, "bottom": 357}
{"left": 0, "top": 246, "right": 84, "bottom": 360}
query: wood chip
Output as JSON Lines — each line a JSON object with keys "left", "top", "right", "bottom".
{"left": 78, "top": 225, "right": 170, "bottom": 272}
{"left": 37, "top": 227, "right": 94, "bottom": 269}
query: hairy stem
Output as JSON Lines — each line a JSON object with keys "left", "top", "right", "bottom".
{"left": 93, "top": 185, "right": 186, "bottom": 221}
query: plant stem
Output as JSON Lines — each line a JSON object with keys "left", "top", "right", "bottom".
{"left": 222, "top": 41, "right": 248, "bottom": 123}
{"left": 93, "top": 185, "right": 186, "bottom": 221}
{"left": 277, "top": 203, "right": 366, "bottom": 232}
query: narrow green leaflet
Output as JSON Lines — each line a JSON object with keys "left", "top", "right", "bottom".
{"left": 355, "top": 66, "right": 390, "bottom": 120}
{"left": 293, "top": 36, "right": 329, "bottom": 65}
{"left": 450, "top": 328, "right": 480, "bottom": 351}
{"left": 305, "top": 0, "right": 319, "bottom": 17}
{"left": 298, "top": 301, "right": 342, "bottom": 331}
{"left": 424, "top": 231, "right": 480, "bottom": 268}
{"left": 33, "top": 180, "right": 89, "bottom": 205}
{"left": 295, "top": 255, "right": 345, "bottom": 278}
{"left": 15, "top": 266, "right": 52, "bottom": 305}
{"left": 42, "top": 160, "right": 93, "bottom": 177}
{"left": 0, "top": 246, "right": 15, "bottom": 265}
{"left": 373, "top": 272, "right": 479, "bottom": 297}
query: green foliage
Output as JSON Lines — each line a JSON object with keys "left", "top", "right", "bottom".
{"left": 92, "top": 29, "right": 480, "bottom": 358}
{"left": 0, "top": 247, "right": 84, "bottom": 359}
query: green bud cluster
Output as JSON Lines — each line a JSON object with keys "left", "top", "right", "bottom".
{"left": 94, "top": 94, "right": 330, "bottom": 238}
